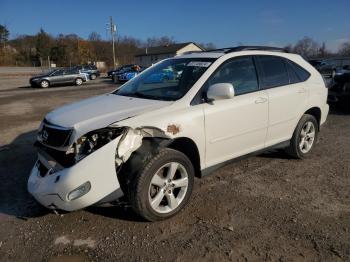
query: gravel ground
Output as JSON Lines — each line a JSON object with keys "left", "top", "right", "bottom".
{"left": 0, "top": 74, "right": 349, "bottom": 262}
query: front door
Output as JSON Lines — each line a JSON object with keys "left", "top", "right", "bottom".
{"left": 203, "top": 56, "right": 268, "bottom": 167}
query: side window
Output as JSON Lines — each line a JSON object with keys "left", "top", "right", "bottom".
{"left": 52, "top": 70, "right": 63, "bottom": 76}
{"left": 257, "top": 56, "right": 289, "bottom": 88}
{"left": 288, "top": 60, "right": 310, "bottom": 81}
{"left": 206, "top": 56, "right": 258, "bottom": 96}
{"left": 285, "top": 61, "right": 300, "bottom": 84}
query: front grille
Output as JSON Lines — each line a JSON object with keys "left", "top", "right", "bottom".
{"left": 39, "top": 120, "right": 73, "bottom": 147}
{"left": 35, "top": 141, "right": 76, "bottom": 168}
{"left": 38, "top": 161, "right": 49, "bottom": 177}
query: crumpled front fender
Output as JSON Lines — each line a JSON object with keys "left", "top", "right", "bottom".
{"left": 28, "top": 136, "right": 123, "bottom": 211}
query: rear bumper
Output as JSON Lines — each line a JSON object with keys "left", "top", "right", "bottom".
{"left": 27, "top": 137, "right": 124, "bottom": 211}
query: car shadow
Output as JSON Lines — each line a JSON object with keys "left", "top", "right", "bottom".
{"left": 86, "top": 204, "right": 145, "bottom": 222}
{"left": 258, "top": 149, "right": 293, "bottom": 160}
{"left": 0, "top": 130, "right": 49, "bottom": 219}
{"left": 17, "top": 85, "right": 38, "bottom": 89}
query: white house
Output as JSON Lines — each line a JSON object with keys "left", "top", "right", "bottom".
{"left": 135, "top": 42, "right": 204, "bottom": 67}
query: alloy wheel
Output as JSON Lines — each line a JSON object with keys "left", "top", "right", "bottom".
{"left": 299, "top": 121, "right": 316, "bottom": 153}
{"left": 41, "top": 81, "right": 49, "bottom": 88}
{"left": 148, "top": 162, "right": 189, "bottom": 214}
{"left": 76, "top": 78, "right": 83, "bottom": 85}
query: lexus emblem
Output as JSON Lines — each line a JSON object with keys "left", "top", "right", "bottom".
{"left": 42, "top": 130, "right": 49, "bottom": 141}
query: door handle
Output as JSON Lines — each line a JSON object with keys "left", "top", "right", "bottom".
{"left": 255, "top": 97, "right": 268, "bottom": 104}
{"left": 298, "top": 88, "right": 307, "bottom": 93}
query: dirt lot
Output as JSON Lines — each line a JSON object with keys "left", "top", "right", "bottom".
{"left": 0, "top": 72, "right": 349, "bottom": 262}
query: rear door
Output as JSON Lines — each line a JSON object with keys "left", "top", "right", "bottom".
{"left": 255, "top": 55, "right": 310, "bottom": 147}
{"left": 62, "top": 69, "right": 77, "bottom": 83}
{"left": 203, "top": 56, "right": 268, "bottom": 167}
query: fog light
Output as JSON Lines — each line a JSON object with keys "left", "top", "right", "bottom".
{"left": 67, "top": 181, "right": 91, "bottom": 201}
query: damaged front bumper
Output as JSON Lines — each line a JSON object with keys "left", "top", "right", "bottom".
{"left": 28, "top": 125, "right": 170, "bottom": 211}
{"left": 27, "top": 136, "right": 124, "bottom": 211}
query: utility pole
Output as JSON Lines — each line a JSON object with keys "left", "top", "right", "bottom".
{"left": 109, "top": 16, "right": 117, "bottom": 68}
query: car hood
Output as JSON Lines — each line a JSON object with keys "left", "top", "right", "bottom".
{"left": 31, "top": 74, "right": 50, "bottom": 79}
{"left": 45, "top": 94, "right": 172, "bottom": 139}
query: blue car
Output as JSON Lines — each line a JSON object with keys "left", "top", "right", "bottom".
{"left": 118, "top": 71, "right": 139, "bottom": 82}
{"left": 144, "top": 69, "right": 174, "bottom": 84}
{"left": 117, "top": 65, "right": 145, "bottom": 82}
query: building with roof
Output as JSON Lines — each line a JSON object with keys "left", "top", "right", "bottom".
{"left": 135, "top": 42, "right": 204, "bottom": 67}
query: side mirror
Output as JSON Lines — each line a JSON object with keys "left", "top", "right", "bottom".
{"left": 207, "top": 83, "right": 235, "bottom": 102}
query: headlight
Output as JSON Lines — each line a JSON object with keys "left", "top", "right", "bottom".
{"left": 67, "top": 181, "right": 91, "bottom": 200}
{"left": 71, "top": 127, "right": 125, "bottom": 162}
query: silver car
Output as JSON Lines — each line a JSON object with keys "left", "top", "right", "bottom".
{"left": 29, "top": 68, "right": 88, "bottom": 88}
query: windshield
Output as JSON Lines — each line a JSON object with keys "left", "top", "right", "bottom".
{"left": 113, "top": 58, "right": 215, "bottom": 101}
{"left": 49, "top": 69, "right": 63, "bottom": 76}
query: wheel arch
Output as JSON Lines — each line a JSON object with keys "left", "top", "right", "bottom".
{"left": 167, "top": 137, "right": 201, "bottom": 178}
{"left": 304, "top": 107, "right": 321, "bottom": 129}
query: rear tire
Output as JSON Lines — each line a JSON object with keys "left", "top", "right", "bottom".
{"left": 127, "top": 148, "right": 194, "bottom": 221}
{"left": 40, "top": 80, "right": 49, "bottom": 88}
{"left": 286, "top": 114, "right": 318, "bottom": 159}
{"left": 90, "top": 74, "right": 97, "bottom": 80}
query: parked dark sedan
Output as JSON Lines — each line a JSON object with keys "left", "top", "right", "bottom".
{"left": 314, "top": 57, "right": 350, "bottom": 77}
{"left": 111, "top": 65, "right": 141, "bottom": 83}
{"left": 328, "top": 64, "right": 350, "bottom": 103}
{"left": 107, "top": 64, "right": 134, "bottom": 78}
{"left": 29, "top": 68, "right": 87, "bottom": 88}
{"left": 73, "top": 64, "right": 100, "bottom": 80}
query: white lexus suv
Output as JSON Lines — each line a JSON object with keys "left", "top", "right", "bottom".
{"left": 28, "top": 46, "right": 329, "bottom": 221}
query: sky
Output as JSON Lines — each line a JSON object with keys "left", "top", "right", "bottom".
{"left": 1, "top": 0, "right": 349, "bottom": 51}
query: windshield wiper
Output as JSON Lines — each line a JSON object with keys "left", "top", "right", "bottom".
{"left": 132, "top": 91, "right": 166, "bottom": 100}
{"left": 116, "top": 91, "right": 172, "bottom": 101}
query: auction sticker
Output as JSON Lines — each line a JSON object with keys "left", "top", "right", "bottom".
{"left": 187, "top": 61, "right": 212, "bottom": 67}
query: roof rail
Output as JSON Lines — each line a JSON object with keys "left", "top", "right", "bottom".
{"left": 207, "top": 46, "right": 288, "bottom": 53}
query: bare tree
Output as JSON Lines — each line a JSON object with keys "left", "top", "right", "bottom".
{"left": 283, "top": 44, "right": 293, "bottom": 53}
{"left": 200, "top": 42, "right": 216, "bottom": 50}
{"left": 144, "top": 36, "right": 176, "bottom": 47}
{"left": 338, "top": 42, "right": 350, "bottom": 56}
{"left": 88, "top": 32, "right": 101, "bottom": 42}
{"left": 293, "top": 37, "right": 320, "bottom": 58}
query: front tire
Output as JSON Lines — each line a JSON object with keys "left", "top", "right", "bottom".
{"left": 40, "top": 80, "right": 49, "bottom": 88}
{"left": 90, "top": 74, "right": 97, "bottom": 80}
{"left": 75, "top": 78, "right": 83, "bottom": 86}
{"left": 286, "top": 114, "right": 318, "bottom": 159}
{"left": 128, "top": 148, "right": 194, "bottom": 221}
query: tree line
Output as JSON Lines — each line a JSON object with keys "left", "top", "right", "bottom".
{"left": 0, "top": 24, "right": 349, "bottom": 68}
